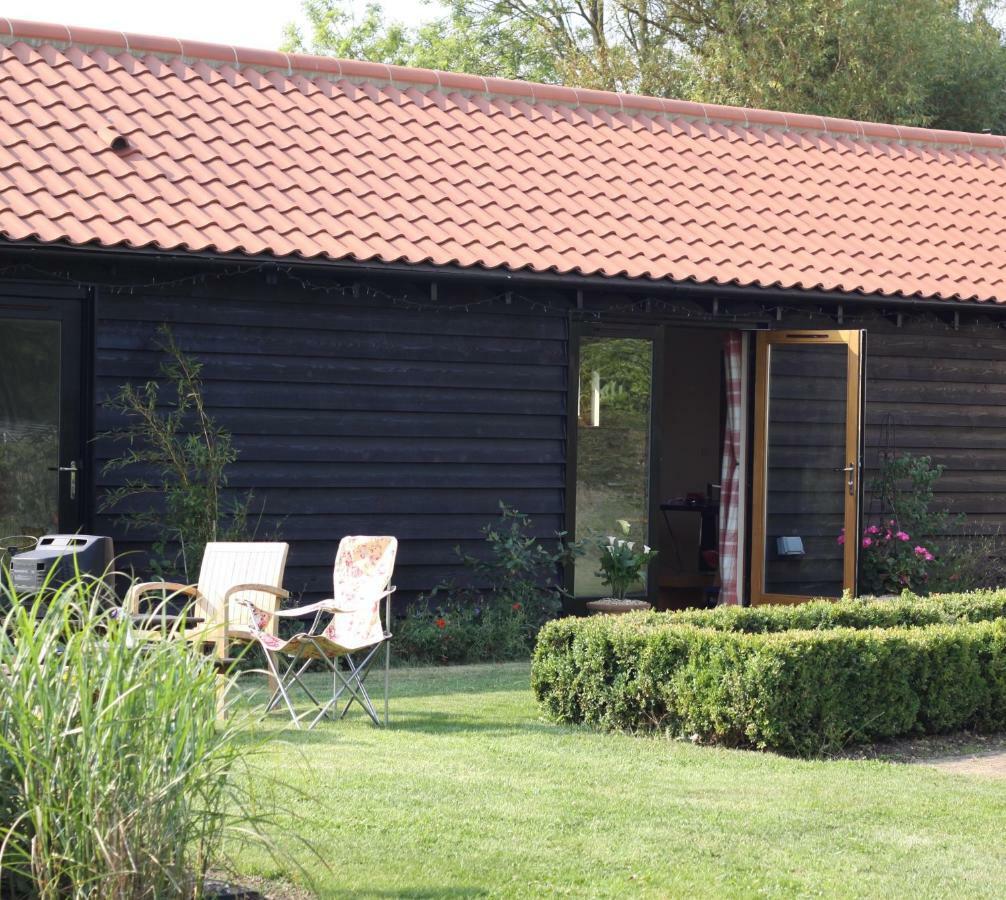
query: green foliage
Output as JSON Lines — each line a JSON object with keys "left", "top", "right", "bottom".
{"left": 283, "top": 0, "right": 557, "bottom": 82}
{"left": 284, "top": 0, "right": 1006, "bottom": 134}
{"left": 594, "top": 519, "right": 658, "bottom": 600}
{"left": 531, "top": 591, "right": 1006, "bottom": 755}
{"left": 860, "top": 453, "right": 963, "bottom": 595}
{"left": 673, "top": 0, "right": 1006, "bottom": 132}
{"left": 578, "top": 338, "right": 652, "bottom": 416}
{"left": 657, "top": 590, "right": 1006, "bottom": 632}
{"left": 0, "top": 575, "right": 248, "bottom": 897}
{"left": 869, "top": 453, "right": 952, "bottom": 539}
{"left": 101, "top": 325, "right": 258, "bottom": 581}
{"left": 394, "top": 602, "right": 529, "bottom": 664}
{"left": 395, "top": 504, "right": 582, "bottom": 663}
{"left": 857, "top": 522, "right": 939, "bottom": 596}
{"left": 940, "top": 527, "right": 1006, "bottom": 592}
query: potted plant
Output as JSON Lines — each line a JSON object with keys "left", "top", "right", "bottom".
{"left": 586, "top": 520, "right": 658, "bottom": 614}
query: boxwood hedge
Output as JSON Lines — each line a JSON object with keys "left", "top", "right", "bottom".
{"left": 656, "top": 590, "right": 1006, "bottom": 633}
{"left": 531, "top": 592, "right": 1006, "bottom": 756}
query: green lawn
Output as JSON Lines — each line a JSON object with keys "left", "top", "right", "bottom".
{"left": 230, "top": 663, "right": 1006, "bottom": 898}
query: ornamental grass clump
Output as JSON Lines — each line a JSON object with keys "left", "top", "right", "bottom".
{"left": 0, "top": 573, "right": 247, "bottom": 899}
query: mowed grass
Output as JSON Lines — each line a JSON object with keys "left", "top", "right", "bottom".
{"left": 229, "top": 663, "right": 1006, "bottom": 898}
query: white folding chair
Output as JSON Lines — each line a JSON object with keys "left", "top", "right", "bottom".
{"left": 241, "top": 535, "right": 396, "bottom": 728}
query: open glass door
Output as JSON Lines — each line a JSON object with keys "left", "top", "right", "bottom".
{"left": 0, "top": 299, "right": 83, "bottom": 538}
{"left": 571, "top": 331, "right": 655, "bottom": 599}
{"left": 751, "top": 330, "right": 864, "bottom": 604}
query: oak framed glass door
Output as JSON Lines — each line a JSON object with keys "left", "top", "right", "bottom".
{"left": 750, "top": 330, "right": 864, "bottom": 604}
{"left": 0, "top": 298, "right": 83, "bottom": 538}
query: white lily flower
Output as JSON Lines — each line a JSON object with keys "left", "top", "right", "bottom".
{"left": 616, "top": 519, "right": 631, "bottom": 534}
{"left": 607, "top": 535, "right": 616, "bottom": 546}
{"left": 643, "top": 545, "right": 651, "bottom": 554}
{"left": 627, "top": 542, "right": 635, "bottom": 551}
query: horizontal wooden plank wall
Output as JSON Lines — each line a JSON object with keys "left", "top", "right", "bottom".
{"left": 7, "top": 254, "right": 1006, "bottom": 605}
{"left": 863, "top": 329, "right": 1006, "bottom": 537}
{"left": 92, "top": 276, "right": 570, "bottom": 603}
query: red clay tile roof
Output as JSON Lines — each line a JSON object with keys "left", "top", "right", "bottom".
{"left": 2, "top": 18, "right": 1006, "bottom": 303}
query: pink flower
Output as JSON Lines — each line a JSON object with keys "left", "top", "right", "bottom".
{"left": 866, "top": 525, "right": 880, "bottom": 535}
{"left": 914, "top": 546, "right": 927, "bottom": 556}
{"left": 896, "top": 531, "right": 910, "bottom": 541}
{"left": 837, "top": 533, "right": 845, "bottom": 546}
{"left": 862, "top": 537, "right": 873, "bottom": 548}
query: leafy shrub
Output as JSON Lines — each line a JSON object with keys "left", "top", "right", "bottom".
{"left": 859, "top": 452, "right": 970, "bottom": 594}
{"left": 101, "top": 325, "right": 261, "bottom": 581}
{"left": 396, "top": 504, "right": 581, "bottom": 664}
{"left": 939, "top": 527, "right": 1006, "bottom": 592}
{"left": 856, "top": 521, "right": 937, "bottom": 595}
{"left": 531, "top": 592, "right": 1006, "bottom": 756}
{"left": 394, "top": 601, "right": 528, "bottom": 665}
{"left": 0, "top": 575, "right": 248, "bottom": 898}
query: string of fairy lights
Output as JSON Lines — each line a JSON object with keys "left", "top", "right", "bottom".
{"left": 0, "top": 259, "right": 998, "bottom": 332}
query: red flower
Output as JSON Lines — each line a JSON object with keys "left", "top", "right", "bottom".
{"left": 435, "top": 617, "right": 446, "bottom": 629}
{"left": 512, "top": 602, "right": 522, "bottom": 612}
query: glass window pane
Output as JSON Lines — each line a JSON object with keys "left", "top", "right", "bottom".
{"left": 574, "top": 337, "right": 653, "bottom": 596}
{"left": 763, "top": 342, "right": 848, "bottom": 597}
{"left": 0, "top": 320, "right": 61, "bottom": 536}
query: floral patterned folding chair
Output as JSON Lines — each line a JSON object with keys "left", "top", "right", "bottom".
{"left": 241, "top": 535, "right": 397, "bottom": 729}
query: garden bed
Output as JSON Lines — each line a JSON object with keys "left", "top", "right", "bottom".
{"left": 531, "top": 591, "right": 1006, "bottom": 756}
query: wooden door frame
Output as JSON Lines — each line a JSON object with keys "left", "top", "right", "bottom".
{"left": 565, "top": 319, "right": 664, "bottom": 605}
{"left": 750, "top": 329, "right": 864, "bottom": 605}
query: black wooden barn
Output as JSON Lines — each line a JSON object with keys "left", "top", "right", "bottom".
{"left": 2, "top": 20, "right": 1006, "bottom": 607}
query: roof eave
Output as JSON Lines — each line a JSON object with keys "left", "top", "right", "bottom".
{"left": 0, "top": 239, "right": 1000, "bottom": 312}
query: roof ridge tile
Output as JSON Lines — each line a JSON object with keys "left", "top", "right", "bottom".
{"left": 3, "top": 17, "right": 1005, "bottom": 153}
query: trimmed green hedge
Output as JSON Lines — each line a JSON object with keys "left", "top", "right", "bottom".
{"left": 531, "top": 593, "right": 1006, "bottom": 756}
{"left": 660, "top": 590, "right": 1006, "bottom": 633}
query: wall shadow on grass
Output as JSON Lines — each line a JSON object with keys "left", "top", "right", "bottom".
{"left": 229, "top": 709, "right": 555, "bottom": 746}
{"left": 230, "top": 664, "right": 532, "bottom": 706}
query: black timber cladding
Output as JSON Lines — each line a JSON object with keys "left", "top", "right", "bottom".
{"left": 864, "top": 329, "right": 1006, "bottom": 535}
{"left": 91, "top": 275, "right": 570, "bottom": 602}
{"left": 6, "top": 255, "right": 1006, "bottom": 603}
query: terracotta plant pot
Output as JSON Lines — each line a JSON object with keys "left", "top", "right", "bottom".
{"left": 585, "top": 598, "right": 653, "bottom": 615}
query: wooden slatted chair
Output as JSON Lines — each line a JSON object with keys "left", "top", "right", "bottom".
{"left": 124, "top": 541, "right": 290, "bottom": 659}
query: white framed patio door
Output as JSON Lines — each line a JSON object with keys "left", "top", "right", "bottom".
{"left": 750, "top": 330, "right": 864, "bottom": 605}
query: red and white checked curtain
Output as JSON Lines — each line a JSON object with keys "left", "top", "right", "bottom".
{"left": 719, "top": 332, "right": 743, "bottom": 605}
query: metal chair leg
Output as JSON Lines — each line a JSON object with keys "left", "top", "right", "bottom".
{"left": 261, "top": 645, "right": 301, "bottom": 728}
{"left": 384, "top": 636, "right": 390, "bottom": 726}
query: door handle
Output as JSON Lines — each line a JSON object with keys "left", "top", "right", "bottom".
{"left": 831, "top": 463, "right": 856, "bottom": 495}
{"left": 48, "top": 460, "right": 78, "bottom": 500}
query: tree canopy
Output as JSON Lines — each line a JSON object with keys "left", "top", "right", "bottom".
{"left": 283, "top": 0, "right": 1006, "bottom": 133}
